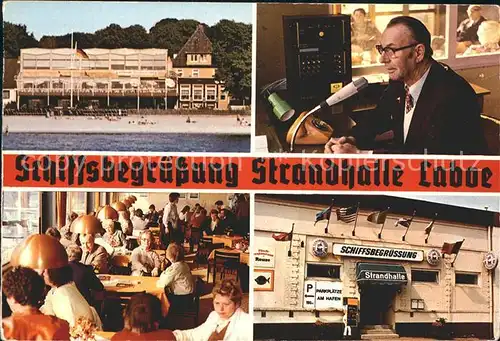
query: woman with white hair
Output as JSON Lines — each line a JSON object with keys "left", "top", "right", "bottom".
{"left": 101, "top": 219, "right": 126, "bottom": 248}
{"left": 464, "top": 20, "right": 500, "bottom": 55}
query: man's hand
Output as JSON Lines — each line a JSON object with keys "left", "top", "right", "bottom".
{"left": 151, "top": 267, "right": 159, "bottom": 277}
{"left": 324, "top": 136, "right": 360, "bottom": 154}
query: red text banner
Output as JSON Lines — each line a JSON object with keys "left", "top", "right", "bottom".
{"left": 2, "top": 154, "right": 499, "bottom": 192}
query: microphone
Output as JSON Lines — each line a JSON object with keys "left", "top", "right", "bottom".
{"left": 289, "top": 77, "right": 369, "bottom": 152}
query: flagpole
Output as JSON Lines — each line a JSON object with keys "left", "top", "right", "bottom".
{"left": 325, "top": 199, "right": 334, "bottom": 234}
{"left": 288, "top": 223, "right": 294, "bottom": 257}
{"left": 70, "top": 32, "right": 74, "bottom": 108}
{"left": 425, "top": 213, "right": 438, "bottom": 244}
{"left": 352, "top": 202, "right": 360, "bottom": 236}
{"left": 451, "top": 238, "right": 465, "bottom": 267}
{"left": 402, "top": 209, "right": 416, "bottom": 241}
{"left": 378, "top": 206, "right": 390, "bottom": 239}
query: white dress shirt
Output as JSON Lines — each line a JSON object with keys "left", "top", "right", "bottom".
{"left": 403, "top": 65, "right": 431, "bottom": 142}
{"left": 156, "top": 261, "right": 194, "bottom": 295}
{"left": 40, "top": 282, "right": 102, "bottom": 329}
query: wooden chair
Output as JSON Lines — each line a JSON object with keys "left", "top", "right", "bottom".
{"left": 165, "top": 277, "right": 203, "bottom": 329}
{"left": 211, "top": 250, "right": 241, "bottom": 284}
{"left": 195, "top": 237, "right": 213, "bottom": 267}
{"left": 109, "top": 255, "right": 131, "bottom": 275}
{"left": 100, "top": 290, "right": 145, "bottom": 331}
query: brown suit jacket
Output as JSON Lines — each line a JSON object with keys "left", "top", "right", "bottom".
{"left": 81, "top": 244, "right": 109, "bottom": 274}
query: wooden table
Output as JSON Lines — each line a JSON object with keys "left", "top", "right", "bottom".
{"left": 98, "top": 274, "right": 170, "bottom": 316}
{"left": 208, "top": 248, "right": 250, "bottom": 265}
{"left": 94, "top": 331, "right": 115, "bottom": 340}
{"left": 211, "top": 235, "right": 245, "bottom": 248}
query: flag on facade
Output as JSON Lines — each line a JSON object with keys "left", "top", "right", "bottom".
{"left": 76, "top": 48, "right": 89, "bottom": 59}
{"left": 272, "top": 231, "right": 292, "bottom": 241}
{"left": 314, "top": 204, "right": 334, "bottom": 225}
{"left": 424, "top": 215, "right": 437, "bottom": 235}
{"left": 442, "top": 240, "right": 464, "bottom": 255}
{"left": 367, "top": 209, "right": 388, "bottom": 224}
{"left": 395, "top": 217, "right": 412, "bottom": 228}
{"left": 336, "top": 206, "right": 358, "bottom": 223}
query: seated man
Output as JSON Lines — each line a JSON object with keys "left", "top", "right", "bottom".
{"left": 325, "top": 16, "right": 487, "bottom": 155}
{"left": 156, "top": 243, "right": 195, "bottom": 312}
{"left": 144, "top": 204, "right": 159, "bottom": 226}
{"left": 131, "top": 209, "right": 148, "bottom": 231}
{"left": 219, "top": 209, "right": 237, "bottom": 235}
{"left": 201, "top": 209, "right": 223, "bottom": 236}
{"left": 130, "top": 230, "right": 161, "bottom": 276}
{"left": 2, "top": 267, "right": 70, "bottom": 340}
{"left": 67, "top": 245, "right": 104, "bottom": 305}
{"left": 80, "top": 233, "right": 110, "bottom": 274}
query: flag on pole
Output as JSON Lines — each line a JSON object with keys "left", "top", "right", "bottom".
{"left": 442, "top": 240, "right": 464, "bottom": 255}
{"left": 336, "top": 206, "right": 358, "bottom": 223}
{"left": 315, "top": 204, "right": 334, "bottom": 225}
{"left": 367, "top": 209, "right": 388, "bottom": 224}
{"left": 272, "top": 231, "right": 292, "bottom": 241}
{"left": 395, "top": 217, "right": 412, "bottom": 228}
{"left": 76, "top": 48, "right": 89, "bottom": 59}
{"left": 424, "top": 216, "right": 437, "bottom": 235}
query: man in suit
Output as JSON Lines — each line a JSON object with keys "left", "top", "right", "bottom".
{"left": 325, "top": 16, "right": 487, "bottom": 155}
{"left": 80, "top": 233, "right": 110, "bottom": 274}
{"left": 67, "top": 245, "right": 104, "bottom": 305}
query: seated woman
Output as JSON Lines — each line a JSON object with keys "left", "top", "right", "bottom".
{"left": 156, "top": 243, "right": 194, "bottom": 311}
{"left": 80, "top": 233, "right": 110, "bottom": 274}
{"left": 131, "top": 230, "right": 161, "bottom": 276}
{"left": 2, "top": 267, "right": 70, "bottom": 340}
{"left": 102, "top": 218, "right": 126, "bottom": 248}
{"left": 39, "top": 264, "right": 102, "bottom": 329}
{"left": 173, "top": 280, "right": 251, "bottom": 341}
{"left": 110, "top": 293, "right": 175, "bottom": 341}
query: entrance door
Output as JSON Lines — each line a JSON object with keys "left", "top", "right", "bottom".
{"left": 360, "top": 285, "right": 395, "bottom": 326}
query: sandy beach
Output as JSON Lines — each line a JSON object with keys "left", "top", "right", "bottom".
{"left": 3, "top": 115, "right": 251, "bottom": 135}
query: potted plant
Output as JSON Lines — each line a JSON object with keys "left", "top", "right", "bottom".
{"left": 431, "top": 317, "right": 449, "bottom": 340}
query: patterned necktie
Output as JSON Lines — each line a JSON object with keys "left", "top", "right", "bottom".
{"left": 404, "top": 85, "right": 414, "bottom": 114}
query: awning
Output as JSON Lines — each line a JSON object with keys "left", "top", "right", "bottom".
{"left": 356, "top": 262, "right": 407, "bottom": 286}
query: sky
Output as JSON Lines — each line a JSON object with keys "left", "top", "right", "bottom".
{"left": 3, "top": 1, "right": 253, "bottom": 39}
{"left": 389, "top": 194, "right": 499, "bottom": 213}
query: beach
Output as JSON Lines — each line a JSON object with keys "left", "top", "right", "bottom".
{"left": 3, "top": 115, "right": 251, "bottom": 135}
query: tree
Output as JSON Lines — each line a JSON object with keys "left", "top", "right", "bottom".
{"left": 208, "top": 20, "right": 252, "bottom": 102}
{"left": 124, "top": 25, "right": 152, "bottom": 49}
{"left": 94, "top": 24, "right": 126, "bottom": 48}
{"left": 150, "top": 19, "right": 199, "bottom": 56}
{"left": 4, "top": 22, "right": 38, "bottom": 58}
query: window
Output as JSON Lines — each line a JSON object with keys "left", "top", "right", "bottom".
{"left": 3, "top": 90, "right": 9, "bottom": 99}
{"left": 188, "top": 193, "right": 200, "bottom": 199}
{"left": 455, "top": 272, "right": 479, "bottom": 285}
{"left": 456, "top": 5, "right": 500, "bottom": 57}
{"left": 192, "top": 69, "right": 200, "bottom": 77}
{"left": 193, "top": 86, "right": 203, "bottom": 100}
{"left": 411, "top": 269, "right": 439, "bottom": 283}
{"left": 206, "top": 86, "right": 216, "bottom": 100}
{"left": 306, "top": 263, "right": 341, "bottom": 279}
{"left": 2, "top": 192, "right": 40, "bottom": 265}
{"left": 67, "top": 192, "right": 86, "bottom": 215}
{"left": 342, "top": 4, "right": 448, "bottom": 67}
{"left": 180, "top": 86, "right": 190, "bottom": 100}
{"left": 190, "top": 54, "right": 199, "bottom": 62}
{"left": 220, "top": 94, "right": 227, "bottom": 100}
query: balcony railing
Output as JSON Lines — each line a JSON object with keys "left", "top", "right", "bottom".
{"left": 17, "top": 88, "right": 177, "bottom": 97}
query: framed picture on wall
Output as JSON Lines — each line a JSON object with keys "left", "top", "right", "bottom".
{"left": 254, "top": 269, "right": 274, "bottom": 291}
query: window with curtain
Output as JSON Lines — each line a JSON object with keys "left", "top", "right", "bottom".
{"left": 67, "top": 192, "right": 86, "bottom": 215}
{"left": 2, "top": 191, "right": 40, "bottom": 265}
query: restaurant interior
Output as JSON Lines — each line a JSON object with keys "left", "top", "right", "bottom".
{"left": 1, "top": 191, "right": 250, "bottom": 339}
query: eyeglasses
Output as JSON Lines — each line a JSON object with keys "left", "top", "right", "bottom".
{"left": 375, "top": 43, "right": 419, "bottom": 58}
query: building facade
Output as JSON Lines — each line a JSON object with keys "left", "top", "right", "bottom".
{"left": 254, "top": 195, "right": 498, "bottom": 340}
{"left": 13, "top": 26, "right": 230, "bottom": 110}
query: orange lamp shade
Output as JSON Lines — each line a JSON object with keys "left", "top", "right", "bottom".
{"left": 111, "top": 201, "right": 127, "bottom": 212}
{"left": 10, "top": 234, "right": 68, "bottom": 270}
{"left": 96, "top": 205, "right": 119, "bottom": 221}
{"left": 71, "top": 214, "right": 103, "bottom": 235}
{"left": 122, "top": 199, "right": 132, "bottom": 208}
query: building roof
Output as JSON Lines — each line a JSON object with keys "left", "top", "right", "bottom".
{"left": 173, "top": 24, "right": 212, "bottom": 67}
{"left": 3, "top": 58, "right": 19, "bottom": 89}
{"left": 20, "top": 48, "right": 169, "bottom": 57}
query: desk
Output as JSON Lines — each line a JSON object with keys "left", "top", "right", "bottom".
{"left": 208, "top": 248, "right": 250, "bottom": 265}
{"left": 257, "top": 81, "right": 491, "bottom": 153}
{"left": 211, "top": 235, "right": 244, "bottom": 248}
{"left": 99, "top": 274, "right": 170, "bottom": 316}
